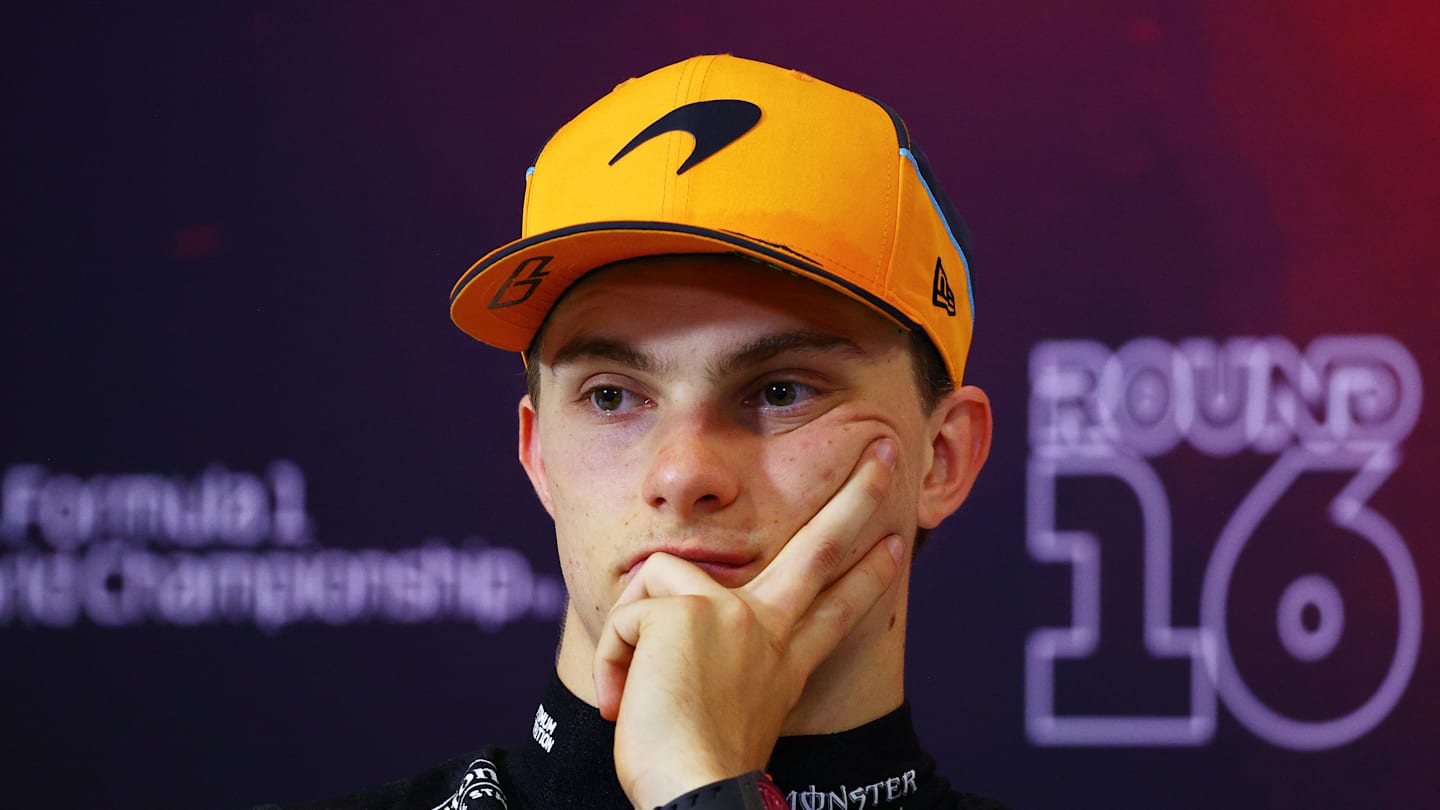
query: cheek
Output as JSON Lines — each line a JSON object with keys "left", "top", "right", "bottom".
{"left": 759, "top": 410, "right": 926, "bottom": 534}
{"left": 541, "top": 422, "right": 639, "bottom": 506}
{"left": 761, "top": 419, "right": 880, "bottom": 513}
{"left": 540, "top": 426, "right": 645, "bottom": 574}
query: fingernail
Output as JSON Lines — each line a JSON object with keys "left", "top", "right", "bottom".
{"left": 875, "top": 438, "right": 897, "bottom": 469}
{"left": 885, "top": 535, "right": 905, "bottom": 562}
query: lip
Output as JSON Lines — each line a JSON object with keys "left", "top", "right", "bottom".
{"left": 622, "top": 546, "right": 759, "bottom": 588}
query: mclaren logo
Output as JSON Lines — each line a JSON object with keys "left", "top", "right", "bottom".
{"left": 610, "top": 99, "right": 763, "bottom": 175}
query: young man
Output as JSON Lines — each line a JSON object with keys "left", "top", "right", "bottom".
{"left": 267, "top": 54, "right": 999, "bottom": 810}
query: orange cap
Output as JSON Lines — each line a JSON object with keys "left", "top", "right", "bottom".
{"left": 450, "top": 54, "right": 975, "bottom": 383}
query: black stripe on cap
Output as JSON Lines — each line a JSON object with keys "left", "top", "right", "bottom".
{"left": 864, "top": 96, "right": 976, "bottom": 300}
{"left": 452, "top": 220, "right": 920, "bottom": 331}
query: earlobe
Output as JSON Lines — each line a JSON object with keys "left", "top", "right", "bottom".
{"left": 916, "top": 386, "right": 993, "bottom": 529}
{"left": 517, "top": 395, "right": 556, "bottom": 517}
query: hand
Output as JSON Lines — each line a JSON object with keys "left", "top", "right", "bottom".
{"left": 593, "top": 436, "right": 904, "bottom": 809}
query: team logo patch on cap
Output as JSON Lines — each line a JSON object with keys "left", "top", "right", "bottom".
{"left": 452, "top": 55, "right": 974, "bottom": 384}
{"left": 610, "top": 99, "right": 762, "bottom": 175}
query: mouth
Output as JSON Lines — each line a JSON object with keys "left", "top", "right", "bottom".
{"left": 621, "top": 546, "right": 759, "bottom": 589}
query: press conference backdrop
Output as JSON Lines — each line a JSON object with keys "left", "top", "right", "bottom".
{"left": 3, "top": 3, "right": 1436, "bottom": 808}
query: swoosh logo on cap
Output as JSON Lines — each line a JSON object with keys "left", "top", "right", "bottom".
{"left": 609, "top": 99, "right": 762, "bottom": 175}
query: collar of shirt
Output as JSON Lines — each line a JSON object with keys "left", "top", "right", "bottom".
{"left": 506, "top": 670, "right": 945, "bottom": 810}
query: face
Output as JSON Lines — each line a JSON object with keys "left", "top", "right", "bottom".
{"left": 518, "top": 255, "right": 962, "bottom": 649}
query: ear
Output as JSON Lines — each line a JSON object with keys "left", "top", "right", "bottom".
{"left": 916, "top": 385, "right": 992, "bottom": 529}
{"left": 517, "top": 394, "right": 556, "bottom": 518}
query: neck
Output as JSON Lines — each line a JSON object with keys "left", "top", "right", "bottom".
{"left": 555, "top": 568, "right": 911, "bottom": 735}
{"left": 507, "top": 663, "right": 952, "bottom": 810}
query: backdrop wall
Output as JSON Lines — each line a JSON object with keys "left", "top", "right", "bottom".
{"left": 3, "top": 3, "right": 1436, "bottom": 808}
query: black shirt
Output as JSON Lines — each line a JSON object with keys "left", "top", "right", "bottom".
{"left": 260, "top": 672, "right": 1008, "bottom": 809}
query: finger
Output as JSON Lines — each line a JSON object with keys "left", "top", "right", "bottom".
{"left": 594, "top": 619, "right": 633, "bottom": 721}
{"left": 624, "top": 551, "right": 727, "bottom": 599}
{"left": 788, "top": 534, "right": 904, "bottom": 673}
{"left": 745, "top": 436, "right": 897, "bottom": 619}
{"left": 594, "top": 596, "right": 645, "bottom": 721}
{"left": 593, "top": 553, "right": 722, "bottom": 719}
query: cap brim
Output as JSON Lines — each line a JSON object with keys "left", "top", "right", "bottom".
{"left": 450, "top": 221, "right": 918, "bottom": 352}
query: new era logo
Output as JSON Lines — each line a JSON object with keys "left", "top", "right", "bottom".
{"left": 932, "top": 258, "right": 956, "bottom": 316}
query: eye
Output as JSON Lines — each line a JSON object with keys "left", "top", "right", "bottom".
{"left": 583, "top": 384, "right": 653, "bottom": 415}
{"left": 588, "top": 385, "right": 629, "bottom": 412}
{"left": 754, "top": 380, "right": 816, "bottom": 409}
{"left": 763, "top": 382, "right": 798, "bottom": 407}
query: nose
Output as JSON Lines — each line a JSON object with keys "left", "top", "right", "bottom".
{"left": 641, "top": 413, "right": 741, "bottom": 519}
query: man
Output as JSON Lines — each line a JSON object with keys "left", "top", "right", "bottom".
{"left": 266, "top": 53, "right": 1000, "bottom": 810}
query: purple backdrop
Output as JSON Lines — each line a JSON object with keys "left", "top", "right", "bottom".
{"left": 3, "top": 3, "right": 1436, "bottom": 808}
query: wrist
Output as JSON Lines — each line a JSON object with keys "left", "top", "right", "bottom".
{"left": 654, "top": 770, "right": 787, "bottom": 810}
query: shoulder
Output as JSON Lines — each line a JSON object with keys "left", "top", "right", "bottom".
{"left": 253, "top": 749, "right": 511, "bottom": 810}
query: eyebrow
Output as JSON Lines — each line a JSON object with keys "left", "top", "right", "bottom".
{"left": 545, "top": 329, "right": 867, "bottom": 379}
{"left": 712, "top": 330, "right": 867, "bottom": 377}
{"left": 548, "top": 335, "right": 663, "bottom": 374}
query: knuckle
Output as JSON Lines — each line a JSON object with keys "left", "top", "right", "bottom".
{"left": 706, "top": 591, "right": 760, "bottom": 634}
{"left": 768, "top": 631, "right": 789, "bottom": 660}
{"left": 859, "top": 558, "right": 892, "bottom": 598}
{"left": 722, "top": 596, "right": 771, "bottom": 634}
{"left": 673, "top": 594, "right": 708, "bottom": 622}
{"left": 862, "top": 472, "right": 888, "bottom": 504}
{"left": 715, "top": 591, "right": 747, "bottom": 621}
{"left": 807, "top": 535, "right": 849, "bottom": 576}
{"left": 828, "top": 595, "right": 859, "bottom": 634}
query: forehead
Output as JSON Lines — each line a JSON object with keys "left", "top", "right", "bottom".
{"left": 534, "top": 254, "right": 906, "bottom": 360}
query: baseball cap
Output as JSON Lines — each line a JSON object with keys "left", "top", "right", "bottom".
{"left": 449, "top": 53, "right": 976, "bottom": 383}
